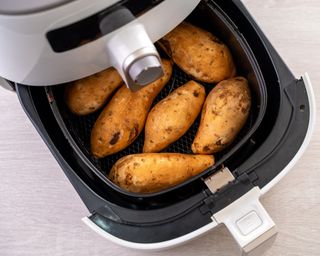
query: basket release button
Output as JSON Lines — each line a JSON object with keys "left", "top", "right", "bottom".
{"left": 236, "top": 211, "right": 263, "bottom": 236}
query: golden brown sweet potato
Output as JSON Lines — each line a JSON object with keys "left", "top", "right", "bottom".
{"left": 109, "top": 153, "right": 214, "bottom": 193}
{"left": 65, "top": 68, "right": 122, "bottom": 115}
{"left": 91, "top": 59, "right": 172, "bottom": 158}
{"left": 192, "top": 77, "right": 251, "bottom": 154}
{"left": 143, "top": 81, "right": 205, "bottom": 152}
{"left": 159, "top": 22, "right": 236, "bottom": 83}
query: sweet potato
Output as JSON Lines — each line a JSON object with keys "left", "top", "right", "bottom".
{"left": 192, "top": 77, "right": 251, "bottom": 154}
{"left": 109, "top": 153, "right": 214, "bottom": 193}
{"left": 144, "top": 81, "right": 205, "bottom": 152}
{"left": 159, "top": 22, "right": 236, "bottom": 83}
{"left": 91, "top": 59, "right": 172, "bottom": 158}
{"left": 65, "top": 68, "right": 122, "bottom": 115}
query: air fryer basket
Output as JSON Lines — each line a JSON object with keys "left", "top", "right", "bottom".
{"left": 45, "top": 0, "right": 267, "bottom": 197}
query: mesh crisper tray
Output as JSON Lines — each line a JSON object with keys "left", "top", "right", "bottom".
{"left": 46, "top": 64, "right": 258, "bottom": 196}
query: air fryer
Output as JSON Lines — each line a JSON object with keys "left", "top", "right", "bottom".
{"left": 2, "top": 0, "right": 315, "bottom": 255}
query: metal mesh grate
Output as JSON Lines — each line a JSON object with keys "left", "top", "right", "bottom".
{"left": 52, "top": 64, "right": 255, "bottom": 177}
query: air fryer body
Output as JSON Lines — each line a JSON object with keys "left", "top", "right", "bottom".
{"left": 10, "top": 0, "right": 315, "bottom": 255}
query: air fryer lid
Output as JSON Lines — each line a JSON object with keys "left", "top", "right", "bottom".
{"left": 45, "top": 0, "right": 267, "bottom": 198}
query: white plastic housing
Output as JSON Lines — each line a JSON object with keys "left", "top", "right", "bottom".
{"left": 83, "top": 187, "right": 277, "bottom": 256}
{"left": 0, "top": 0, "right": 201, "bottom": 85}
{"left": 106, "top": 23, "right": 162, "bottom": 91}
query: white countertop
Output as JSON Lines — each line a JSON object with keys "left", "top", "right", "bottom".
{"left": 1, "top": 1, "right": 320, "bottom": 255}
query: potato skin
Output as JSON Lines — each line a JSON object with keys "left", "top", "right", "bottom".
{"left": 91, "top": 59, "right": 172, "bottom": 158}
{"left": 159, "top": 22, "right": 236, "bottom": 83}
{"left": 65, "top": 68, "right": 122, "bottom": 115}
{"left": 192, "top": 77, "right": 251, "bottom": 154}
{"left": 109, "top": 153, "right": 214, "bottom": 193}
{"left": 143, "top": 81, "right": 205, "bottom": 153}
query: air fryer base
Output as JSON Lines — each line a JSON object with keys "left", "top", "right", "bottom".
{"left": 83, "top": 187, "right": 278, "bottom": 256}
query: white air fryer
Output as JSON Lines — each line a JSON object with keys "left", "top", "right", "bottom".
{"left": 0, "top": 1, "right": 316, "bottom": 256}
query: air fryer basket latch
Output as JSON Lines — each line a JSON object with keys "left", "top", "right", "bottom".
{"left": 212, "top": 187, "right": 277, "bottom": 256}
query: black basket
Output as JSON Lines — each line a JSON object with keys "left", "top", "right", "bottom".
{"left": 45, "top": 2, "right": 267, "bottom": 198}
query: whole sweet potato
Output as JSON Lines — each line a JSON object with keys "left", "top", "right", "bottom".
{"left": 144, "top": 80, "right": 205, "bottom": 152}
{"left": 109, "top": 153, "right": 214, "bottom": 193}
{"left": 192, "top": 77, "right": 251, "bottom": 154}
{"left": 91, "top": 59, "right": 172, "bottom": 158}
{"left": 65, "top": 68, "right": 122, "bottom": 115}
{"left": 159, "top": 22, "right": 236, "bottom": 83}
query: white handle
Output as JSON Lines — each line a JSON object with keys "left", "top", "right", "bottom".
{"left": 106, "top": 23, "right": 162, "bottom": 91}
{"left": 212, "top": 187, "right": 277, "bottom": 256}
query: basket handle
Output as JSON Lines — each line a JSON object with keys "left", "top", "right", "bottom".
{"left": 212, "top": 187, "right": 277, "bottom": 256}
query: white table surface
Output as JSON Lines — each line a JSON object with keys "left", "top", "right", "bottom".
{"left": 1, "top": 1, "right": 320, "bottom": 255}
